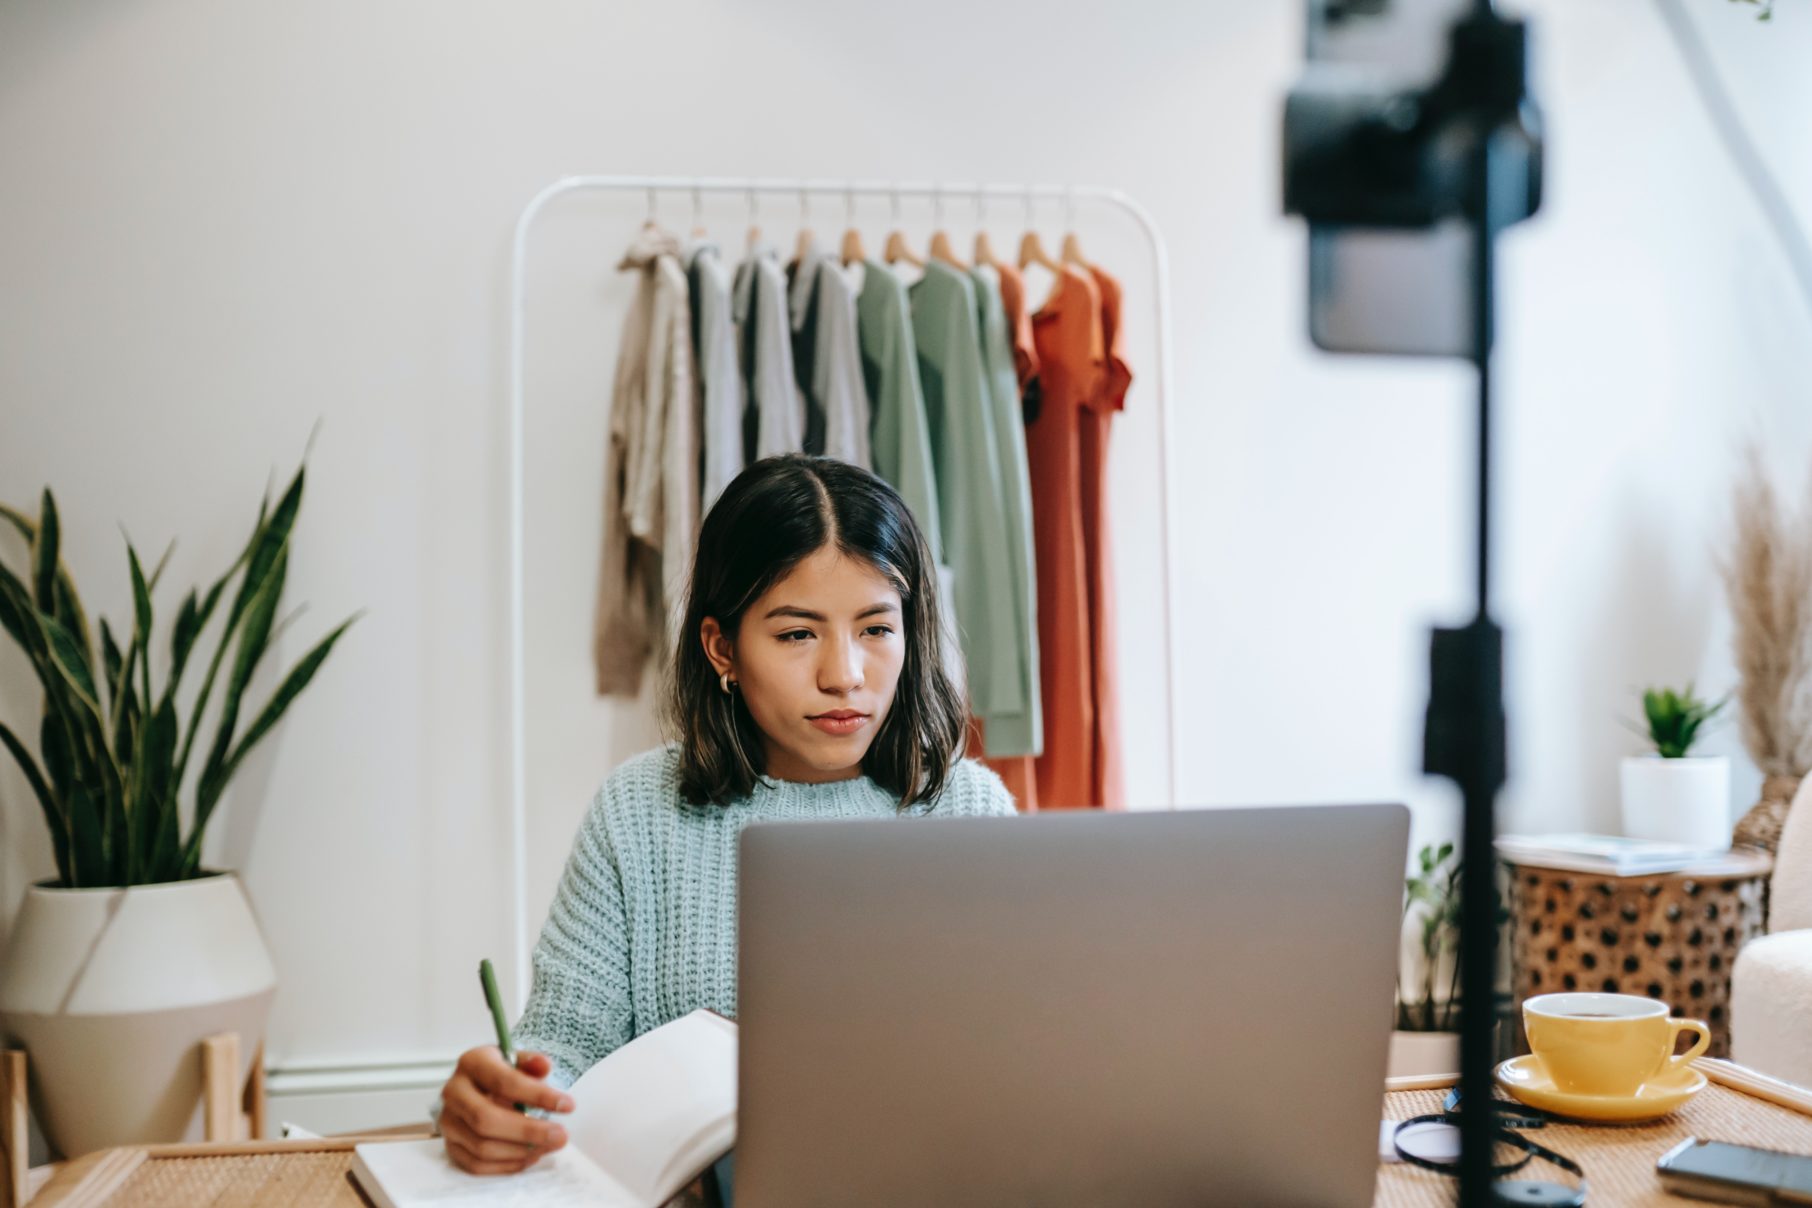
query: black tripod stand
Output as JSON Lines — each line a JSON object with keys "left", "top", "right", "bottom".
{"left": 1286, "top": 4, "right": 1547, "bottom": 1203}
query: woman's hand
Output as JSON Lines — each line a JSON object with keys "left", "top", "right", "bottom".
{"left": 439, "top": 1046, "right": 574, "bottom": 1174}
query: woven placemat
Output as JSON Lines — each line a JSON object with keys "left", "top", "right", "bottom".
{"left": 102, "top": 1150, "right": 369, "bottom": 1207}
{"left": 1376, "top": 1081, "right": 1812, "bottom": 1206}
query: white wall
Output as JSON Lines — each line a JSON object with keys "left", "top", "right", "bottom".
{"left": 3, "top": 0, "right": 1810, "bottom": 1130}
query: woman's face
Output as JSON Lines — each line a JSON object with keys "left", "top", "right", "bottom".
{"left": 702, "top": 546, "right": 906, "bottom": 784}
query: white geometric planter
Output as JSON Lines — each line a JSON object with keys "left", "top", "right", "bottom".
{"left": 1620, "top": 755, "right": 1732, "bottom": 850}
{"left": 1388, "top": 1029, "right": 1461, "bottom": 1080}
{"left": 0, "top": 873, "right": 275, "bottom": 1157}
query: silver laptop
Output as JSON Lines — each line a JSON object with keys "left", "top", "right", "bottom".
{"left": 735, "top": 804, "right": 1410, "bottom": 1207}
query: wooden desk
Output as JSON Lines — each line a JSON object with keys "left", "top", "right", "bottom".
{"left": 24, "top": 1076, "right": 1812, "bottom": 1206}
{"left": 26, "top": 1135, "right": 715, "bottom": 1207}
{"left": 1377, "top": 1076, "right": 1812, "bottom": 1206}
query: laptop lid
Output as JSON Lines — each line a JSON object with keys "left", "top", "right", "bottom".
{"left": 735, "top": 804, "right": 1409, "bottom": 1207}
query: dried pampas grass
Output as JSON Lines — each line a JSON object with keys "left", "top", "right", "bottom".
{"left": 1723, "top": 447, "right": 1812, "bottom": 778}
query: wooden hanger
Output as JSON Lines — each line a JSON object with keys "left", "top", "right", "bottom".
{"left": 1018, "top": 190, "right": 1066, "bottom": 312}
{"left": 927, "top": 184, "right": 967, "bottom": 269}
{"left": 928, "top": 230, "right": 966, "bottom": 269}
{"left": 973, "top": 191, "right": 1003, "bottom": 269}
{"left": 841, "top": 226, "right": 867, "bottom": 264}
{"left": 1059, "top": 187, "right": 1087, "bottom": 266}
{"left": 1018, "top": 229, "right": 1060, "bottom": 272}
{"left": 884, "top": 190, "right": 923, "bottom": 268}
{"left": 793, "top": 189, "right": 816, "bottom": 262}
{"left": 745, "top": 188, "right": 762, "bottom": 252}
{"left": 1019, "top": 220, "right": 1060, "bottom": 273}
{"left": 840, "top": 184, "right": 866, "bottom": 265}
{"left": 689, "top": 186, "right": 707, "bottom": 240}
{"left": 1018, "top": 188, "right": 1060, "bottom": 272}
{"left": 885, "top": 229, "right": 924, "bottom": 268}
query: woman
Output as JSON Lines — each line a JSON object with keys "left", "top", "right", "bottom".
{"left": 438, "top": 454, "right": 1017, "bottom": 1174}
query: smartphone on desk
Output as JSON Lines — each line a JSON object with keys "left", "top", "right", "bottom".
{"left": 1656, "top": 1137, "right": 1812, "bottom": 1204}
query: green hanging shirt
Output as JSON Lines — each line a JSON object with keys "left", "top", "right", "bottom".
{"left": 909, "top": 261, "right": 1025, "bottom": 726}
{"left": 968, "top": 264, "right": 1044, "bottom": 758}
{"left": 856, "top": 261, "right": 942, "bottom": 561}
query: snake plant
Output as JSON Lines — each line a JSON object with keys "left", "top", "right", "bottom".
{"left": 0, "top": 463, "right": 355, "bottom": 887}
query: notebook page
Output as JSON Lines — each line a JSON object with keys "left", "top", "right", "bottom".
{"left": 352, "top": 1138, "right": 638, "bottom": 1208}
{"left": 564, "top": 1010, "right": 738, "bottom": 1204}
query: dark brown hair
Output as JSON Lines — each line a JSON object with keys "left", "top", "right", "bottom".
{"left": 666, "top": 455, "right": 966, "bottom": 806}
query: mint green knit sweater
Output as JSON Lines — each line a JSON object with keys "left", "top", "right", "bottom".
{"left": 513, "top": 743, "right": 1017, "bottom": 1088}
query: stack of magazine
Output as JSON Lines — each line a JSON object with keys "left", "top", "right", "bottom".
{"left": 1494, "top": 833, "right": 1737, "bottom": 876}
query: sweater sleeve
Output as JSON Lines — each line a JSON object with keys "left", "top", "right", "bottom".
{"left": 511, "top": 788, "right": 636, "bottom": 1090}
{"left": 930, "top": 758, "right": 1020, "bottom": 819}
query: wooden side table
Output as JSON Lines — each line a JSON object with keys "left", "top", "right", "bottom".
{"left": 1503, "top": 850, "right": 1772, "bottom": 1057}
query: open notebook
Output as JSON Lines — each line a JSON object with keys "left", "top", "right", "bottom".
{"left": 352, "top": 1010, "right": 737, "bottom": 1208}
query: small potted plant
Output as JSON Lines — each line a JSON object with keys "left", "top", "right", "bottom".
{"left": 1619, "top": 685, "right": 1731, "bottom": 850}
{"left": 0, "top": 463, "right": 354, "bottom": 1156}
{"left": 1390, "top": 842, "right": 1463, "bottom": 1078}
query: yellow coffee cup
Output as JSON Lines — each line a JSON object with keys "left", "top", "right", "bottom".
{"left": 1523, "top": 992, "right": 1710, "bottom": 1097}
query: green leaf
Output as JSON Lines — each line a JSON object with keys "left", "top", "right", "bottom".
{"left": 229, "top": 466, "right": 304, "bottom": 637}
{"left": 0, "top": 502, "right": 34, "bottom": 545}
{"left": 31, "top": 489, "right": 58, "bottom": 614}
{"left": 183, "top": 612, "right": 354, "bottom": 874}
{"left": 146, "top": 538, "right": 175, "bottom": 593}
{"left": 65, "top": 782, "right": 105, "bottom": 888}
{"left": 226, "top": 619, "right": 353, "bottom": 778}
{"left": 2, "top": 501, "right": 93, "bottom": 661}
{"left": 127, "top": 544, "right": 155, "bottom": 710}
{"left": 101, "top": 619, "right": 124, "bottom": 721}
{"left": 103, "top": 747, "right": 129, "bottom": 885}
{"left": 0, "top": 563, "right": 36, "bottom": 659}
{"left": 42, "top": 612, "right": 103, "bottom": 719}
{"left": 39, "top": 710, "right": 74, "bottom": 798}
{"left": 189, "top": 548, "right": 290, "bottom": 861}
{"left": 173, "top": 486, "right": 281, "bottom": 792}
{"left": 0, "top": 719, "right": 70, "bottom": 885}
{"left": 149, "top": 777, "right": 184, "bottom": 883}
{"left": 128, "top": 700, "right": 179, "bottom": 885}
{"left": 170, "top": 590, "right": 201, "bottom": 687}
{"left": 51, "top": 572, "right": 95, "bottom": 679}
{"left": 1640, "top": 683, "right": 1727, "bottom": 758}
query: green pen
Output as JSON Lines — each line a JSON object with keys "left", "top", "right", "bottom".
{"left": 478, "top": 958, "right": 525, "bottom": 1114}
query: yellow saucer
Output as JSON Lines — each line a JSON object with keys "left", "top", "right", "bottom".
{"left": 1493, "top": 1054, "right": 1706, "bottom": 1122}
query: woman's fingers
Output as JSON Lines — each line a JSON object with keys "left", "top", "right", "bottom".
{"left": 444, "top": 1128, "right": 541, "bottom": 1175}
{"left": 456, "top": 1047, "right": 573, "bottom": 1114}
{"left": 443, "top": 1074, "right": 569, "bottom": 1151}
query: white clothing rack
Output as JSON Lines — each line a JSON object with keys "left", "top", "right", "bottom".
{"left": 507, "top": 175, "right": 1179, "bottom": 1007}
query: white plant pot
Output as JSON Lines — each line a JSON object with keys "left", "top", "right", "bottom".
{"left": 1388, "top": 1029, "right": 1461, "bottom": 1080}
{"left": 1620, "top": 755, "right": 1732, "bottom": 850}
{"left": 0, "top": 872, "right": 276, "bottom": 1157}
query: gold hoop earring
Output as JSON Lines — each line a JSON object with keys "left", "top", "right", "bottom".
{"left": 720, "top": 671, "right": 737, "bottom": 695}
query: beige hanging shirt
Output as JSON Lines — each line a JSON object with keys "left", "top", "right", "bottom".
{"left": 595, "top": 226, "right": 698, "bottom": 696}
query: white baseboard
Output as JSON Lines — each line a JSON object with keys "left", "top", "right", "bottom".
{"left": 264, "top": 1052, "right": 457, "bottom": 1137}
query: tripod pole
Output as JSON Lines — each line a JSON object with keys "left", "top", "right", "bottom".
{"left": 1445, "top": 122, "right": 1509, "bottom": 1206}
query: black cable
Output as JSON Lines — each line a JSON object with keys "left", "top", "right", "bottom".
{"left": 1653, "top": 0, "right": 1812, "bottom": 325}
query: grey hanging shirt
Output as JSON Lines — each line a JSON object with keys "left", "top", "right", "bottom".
{"left": 787, "top": 248, "right": 873, "bottom": 468}
{"left": 732, "top": 245, "right": 805, "bottom": 460}
{"left": 689, "top": 241, "right": 746, "bottom": 511}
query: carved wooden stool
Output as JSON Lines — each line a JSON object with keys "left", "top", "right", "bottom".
{"left": 1504, "top": 850, "right": 1773, "bottom": 1058}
